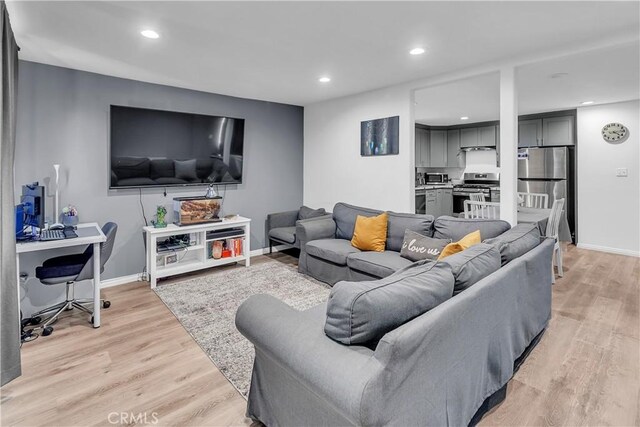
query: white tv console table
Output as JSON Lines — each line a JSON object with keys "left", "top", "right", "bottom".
{"left": 143, "top": 216, "right": 251, "bottom": 288}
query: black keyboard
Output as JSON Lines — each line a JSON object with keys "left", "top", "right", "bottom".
{"left": 39, "top": 228, "right": 78, "bottom": 241}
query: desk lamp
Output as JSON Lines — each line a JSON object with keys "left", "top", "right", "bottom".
{"left": 51, "top": 164, "right": 64, "bottom": 229}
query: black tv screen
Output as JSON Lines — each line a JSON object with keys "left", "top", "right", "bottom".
{"left": 109, "top": 105, "right": 244, "bottom": 188}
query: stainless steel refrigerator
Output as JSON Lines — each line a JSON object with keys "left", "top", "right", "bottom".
{"left": 518, "top": 147, "right": 575, "bottom": 241}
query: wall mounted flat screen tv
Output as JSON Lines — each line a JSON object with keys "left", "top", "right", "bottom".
{"left": 109, "top": 105, "right": 244, "bottom": 189}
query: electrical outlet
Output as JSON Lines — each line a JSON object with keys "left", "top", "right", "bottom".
{"left": 616, "top": 168, "right": 628, "bottom": 177}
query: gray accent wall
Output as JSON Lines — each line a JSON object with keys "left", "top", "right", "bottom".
{"left": 15, "top": 61, "right": 303, "bottom": 315}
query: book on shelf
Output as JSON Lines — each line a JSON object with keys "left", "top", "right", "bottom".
{"left": 208, "top": 237, "right": 243, "bottom": 259}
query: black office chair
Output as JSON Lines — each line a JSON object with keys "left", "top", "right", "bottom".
{"left": 32, "top": 222, "right": 118, "bottom": 336}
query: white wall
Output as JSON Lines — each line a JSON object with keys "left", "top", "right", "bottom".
{"left": 304, "top": 86, "right": 413, "bottom": 212}
{"left": 577, "top": 100, "right": 639, "bottom": 256}
{"left": 303, "top": 40, "right": 639, "bottom": 241}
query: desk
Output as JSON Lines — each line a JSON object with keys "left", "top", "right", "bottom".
{"left": 16, "top": 223, "right": 107, "bottom": 327}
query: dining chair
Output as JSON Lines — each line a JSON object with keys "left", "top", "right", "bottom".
{"left": 546, "top": 198, "right": 565, "bottom": 282}
{"left": 463, "top": 200, "right": 500, "bottom": 219}
{"left": 469, "top": 193, "right": 486, "bottom": 202}
{"left": 466, "top": 194, "right": 487, "bottom": 218}
{"left": 518, "top": 192, "right": 549, "bottom": 209}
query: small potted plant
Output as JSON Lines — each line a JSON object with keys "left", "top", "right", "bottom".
{"left": 154, "top": 205, "right": 168, "bottom": 228}
{"left": 61, "top": 205, "right": 79, "bottom": 226}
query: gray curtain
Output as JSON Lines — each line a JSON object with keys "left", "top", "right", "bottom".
{"left": 0, "top": 0, "right": 20, "bottom": 386}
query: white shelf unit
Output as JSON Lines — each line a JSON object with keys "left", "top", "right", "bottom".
{"left": 143, "top": 216, "right": 251, "bottom": 288}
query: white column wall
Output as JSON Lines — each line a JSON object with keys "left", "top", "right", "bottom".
{"left": 499, "top": 67, "right": 518, "bottom": 225}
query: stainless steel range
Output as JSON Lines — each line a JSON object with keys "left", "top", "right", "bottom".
{"left": 453, "top": 173, "right": 500, "bottom": 214}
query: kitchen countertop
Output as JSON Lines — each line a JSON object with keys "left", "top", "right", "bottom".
{"left": 415, "top": 184, "right": 454, "bottom": 190}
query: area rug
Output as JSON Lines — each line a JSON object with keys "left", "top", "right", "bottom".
{"left": 154, "top": 260, "right": 331, "bottom": 397}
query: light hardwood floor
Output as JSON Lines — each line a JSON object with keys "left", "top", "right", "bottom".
{"left": 1, "top": 246, "right": 638, "bottom": 426}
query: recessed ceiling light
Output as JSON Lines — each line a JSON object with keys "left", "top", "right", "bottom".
{"left": 318, "top": 76, "right": 331, "bottom": 83}
{"left": 580, "top": 101, "right": 594, "bottom": 105}
{"left": 460, "top": 116, "right": 469, "bottom": 120}
{"left": 409, "top": 47, "right": 425, "bottom": 55}
{"left": 140, "top": 29, "right": 160, "bottom": 39}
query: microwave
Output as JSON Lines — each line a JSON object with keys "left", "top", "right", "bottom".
{"left": 425, "top": 173, "right": 448, "bottom": 184}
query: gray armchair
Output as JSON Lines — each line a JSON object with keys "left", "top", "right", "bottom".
{"left": 266, "top": 206, "right": 331, "bottom": 253}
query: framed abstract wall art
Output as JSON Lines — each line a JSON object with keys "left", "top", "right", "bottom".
{"left": 360, "top": 115, "right": 399, "bottom": 156}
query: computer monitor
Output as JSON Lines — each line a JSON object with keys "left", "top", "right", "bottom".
{"left": 15, "top": 204, "right": 24, "bottom": 236}
{"left": 20, "top": 183, "right": 44, "bottom": 230}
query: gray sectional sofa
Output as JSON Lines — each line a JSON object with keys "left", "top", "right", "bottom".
{"left": 298, "top": 202, "right": 511, "bottom": 285}
{"left": 236, "top": 202, "right": 554, "bottom": 426}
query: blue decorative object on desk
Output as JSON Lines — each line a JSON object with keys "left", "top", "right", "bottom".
{"left": 62, "top": 215, "right": 79, "bottom": 227}
{"left": 61, "top": 205, "right": 79, "bottom": 226}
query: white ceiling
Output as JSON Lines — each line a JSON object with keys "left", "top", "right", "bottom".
{"left": 415, "top": 73, "right": 500, "bottom": 126}
{"left": 6, "top": 1, "right": 640, "bottom": 106}
{"left": 517, "top": 43, "right": 640, "bottom": 115}
{"left": 415, "top": 42, "right": 640, "bottom": 126}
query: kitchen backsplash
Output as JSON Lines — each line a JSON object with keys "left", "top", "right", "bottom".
{"left": 416, "top": 149, "right": 499, "bottom": 182}
{"left": 416, "top": 167, "right": 465, "bottom": 181}
{"left": 464, "top": 150, "right": 499, "bottom": 173}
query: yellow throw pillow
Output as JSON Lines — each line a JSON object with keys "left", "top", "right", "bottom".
{"left": 351, "top": 213, "right": 388, "bottom": 252}
{"left": 438, "top": 230, "right": 481, "bottom": 260}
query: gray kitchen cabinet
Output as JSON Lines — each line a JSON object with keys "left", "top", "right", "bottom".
{"left": 447, "top": 129, "right": 463, "bottom": 167}
{"left": 429, "top": 130, "right": 447, "bottom": 167}
{"left": 425, "top": 190, "right": 437, "bottom": 215}
{"left": 415, "top": 128, "right": 430, "bottom": 167}
{"left": 435, "top": 189, "right": 444, "bottom": 217}
{"left": 435, "top": 188, "right": 453, "bottom": 217}
{"left": 415, "top": 190, "right": 426, "bottom": 214}
{"left": 460, "top": 126, "right": 497, "bottom": 148}
{"left": 478, "top": 126, "right": 497, "bottom": 147}
{"left": 542, "top": 116, "right": 575, "bottom": 146}
{"left": 519, "top": 119, "right": 542, "bottom": 147}
{"left": 415, "top": 128, "right": 422, "bottom": 167}
{"left": 424, "top": 188, "right": 453, "bottom": 218}
{"left": 420, "top": 129, "right": 430, "bottom": 167}
{"left": 460, "top": 128, "right": 478, "bottom": 148}
{"left": 442, "top": 189, "right": 453, "bottom": 217}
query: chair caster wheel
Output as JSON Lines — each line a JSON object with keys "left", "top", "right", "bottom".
{"left": 103, "top": 300, "right": 111, "bottom": 309}
{"left": 29, "top": 316, "right": 42, "bottom": 325}
{"left": 42, "top": 326, "right": 53, "bottom": 336}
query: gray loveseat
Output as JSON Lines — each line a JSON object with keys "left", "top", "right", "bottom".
{"left": 297, "top": 202, "right": 511, "bottom": 285}
{"left": 236, "top": 223, "right": 554, "bottom": 426}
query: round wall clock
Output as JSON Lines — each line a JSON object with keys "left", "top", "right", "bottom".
{"left": 601, "top": 122, "right": 628, "bottom": 142}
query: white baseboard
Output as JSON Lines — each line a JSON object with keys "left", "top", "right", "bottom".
{"left": 249, "top": 244, "right": 291, "bottom": 257}
{"left": 101, "top": 273, "right": 143, "bottom": 288}
{"left": 577, "top": 243, "right": 640, "bottom": 258}
{"left": 103, "top": 245, "right": 293, "bottom": 289}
